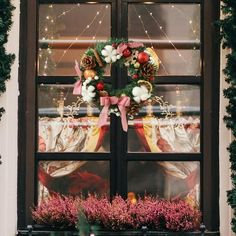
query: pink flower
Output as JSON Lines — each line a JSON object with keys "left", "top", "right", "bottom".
{"left": 31, "top": 194, "right": 201, "bottom": 231}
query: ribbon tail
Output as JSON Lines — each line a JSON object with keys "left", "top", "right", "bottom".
{"left": 98, "top": 106, "right": 109, "bottom": 128}
{"left": 73, "top": 79, "right": 82, "bottom": 95}
{"left": 119, "top": 106, "right": 128, "bottom": 132}
{"left": 75, "top": 60, "right": 82, "bottom": 77}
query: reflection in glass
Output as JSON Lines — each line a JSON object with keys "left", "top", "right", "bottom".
{"left": 128, "top": 4, "right": 200, "bottom": 41}
{"left": 128, "top": 85, "right": 200, "bottom": 153}
{"left": 38, "top": 161, "right": 110, "bottom": 201}
{"left": 154, "top": 49, "right": 200, "bottom": 76}
{"left": 128, "top": 4, "right": 201, "bottom": 76}
{"left": 38, "top": 84, "right": 110, "bottom": 152}
{"left": 38, "top": 4, "right": 111, "bottom": 76}
{"left": 128, "top": 161, "right": 200, "bottom": 207}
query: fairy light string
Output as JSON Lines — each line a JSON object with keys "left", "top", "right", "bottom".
{"left": 54, "top": 5, "right": 108, "bottom": 69}
{"left": 144, "top": 6, "right": 188, "bottom": 63}
{"left": 132, "top": 5, "right": 169, "bottom": 75}
{"left": 170, "top": 4, "right": 200, "bottom": 41}
{"left": 39, "top": 4, "right": 109, "bottom": 76}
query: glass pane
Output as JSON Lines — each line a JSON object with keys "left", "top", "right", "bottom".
{"left": 38, "top": 84, "right": 110, "bottom": 152}
{"left": 154, "top": 49, "right": 200, "bottom": 76}
{"left": 38, "top": 161, "right": 110, "bottom": 201}
{"left": 128, "top": 85, "right": 200, "bottom": 153}
{"left": 128, "top": 161, "right": 200, "bottom": 208}
{"left": 38, "top": 4, "right": 111, "bottom": 76}
{"left": 128, "top": 4, "right": 201, "bottom": 76}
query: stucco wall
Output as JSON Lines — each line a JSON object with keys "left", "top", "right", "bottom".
{"left": 0, "top": 0, "right": 19, "bottom": 235}
{"left": 0, "top": 1, "right": 233, "bottom": 235}
{"left": 219, "top": 47, "right": 234, "bottom": 236}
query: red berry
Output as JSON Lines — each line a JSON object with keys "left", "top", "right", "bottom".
{"left": 137, "top": 52, "right": 149, "bottom": 64}
{"left": 149, "top": 77, "right": 155, "bottom": 82}
{"left": 96, "top": 82, "right": 104, "bottom": 91}
{"left": 123, "top": 48, "right": 132, "bottom": 57}
{"left": 112, "top": 43, "right": 117, "bottom": 48}
{"left": 132, "top": 74, "right": 139, "bottom": 79}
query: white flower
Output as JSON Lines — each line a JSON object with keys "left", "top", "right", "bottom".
{"left": 101, "top": 45, "right": 118, "bottom": 63}
{"left": 94, "top": 75, "right": 99, "bottom": 80}
{"left": 84, "top": 77, "right": 92, "bottom": 85}
{"left": 132, "top": 85, "right": 151, "bottom": 103}
{"left": 81, "top": 84, "right": 96, "bottom": 103}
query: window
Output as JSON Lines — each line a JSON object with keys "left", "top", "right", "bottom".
{"left": 18, "top": 0, "right": 220, "bottom": 232}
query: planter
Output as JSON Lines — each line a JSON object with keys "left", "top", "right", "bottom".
{"left": 17, "top": 225, "right": 220, "bottom": 236}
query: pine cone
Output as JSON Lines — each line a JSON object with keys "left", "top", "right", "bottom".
{"left": 141, "top": 62, "right": 155, "bottom": 78}
{"left": 81, "top": 55, "right": 96, "bottom": 69}
{"left": 127, "top": 102, "right": 140, "bottom": 116}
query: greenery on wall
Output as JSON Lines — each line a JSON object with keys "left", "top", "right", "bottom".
{"left": 0, "top": 0, "right": 15, "bottom": 120}
{"left": 220, "top": 0, "right": 236, "bottom": 233}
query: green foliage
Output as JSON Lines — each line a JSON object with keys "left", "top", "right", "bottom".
{"left": 0, "top": 0, "right": 15, "bottom": 120}
{"left": 220, "top": 0, "right": 236, "bottom": 232}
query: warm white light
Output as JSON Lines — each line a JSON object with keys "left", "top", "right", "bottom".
{"left": 63, "top": 12, "right": 66, "bottom": 15}
{"left": 138, "top": 15, "right": 141, "bottom": 18}
{"left": 145, "top": 30, "right": 148, "bottom": 34}
{"left": 149, "top": 12, "right": 153, "bottom": 16}
{"left": 105, "top": 5, "right": 109, "bottom": 8}
{"left": 99, "top": 21, "right": 102, "bottom": 24}
{"left": 144, "top": 2, "right": 154, "bottom": 4}
{"left": 86, "top": 25, "right": 90, "bottom": 28}
{"left": 159, "top": 26, "right": 163, "bottom": 30}
{"left": 97, "top": 11, "right": 100, "bottom": 15}
{"left": 46, "top": 16, "right": 50, "bottom": 19}
{"left": 45, "top": 27, "right": 48, "bottom": 32}
{"left": 171, "top": 5, "right": 175, "bottom": 8}
{"left": 92, "top": 36, "right": 95, "bottom": 39}
{"left": 51, "top": 20, "right": 54, "bottom": 23}
{"left": 49, "top": 4, "right": 53, "bottom": 8}
{"left": 189, "top": 20, "right": 193, "bottom": 24}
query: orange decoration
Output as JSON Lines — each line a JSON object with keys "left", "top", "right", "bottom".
{"left": 83, "top": 69, "right": 97, "bottom": 79}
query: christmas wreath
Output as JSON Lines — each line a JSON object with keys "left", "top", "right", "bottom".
{"left": 73, "top": 39, "right": 159, "bottom": 131}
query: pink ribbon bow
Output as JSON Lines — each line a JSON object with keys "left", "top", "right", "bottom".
{"left": 117, "top": 42, "right": 144, "bottom": 55}
{"left": 73, "top": 60, "right": 82, "bottom": 95}
{"left": 98, "top": 96, "right": 130, "bottom": 132}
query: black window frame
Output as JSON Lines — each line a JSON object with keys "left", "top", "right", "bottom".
{"left": 18, "top": 0, "right": 220, "bottom": 233}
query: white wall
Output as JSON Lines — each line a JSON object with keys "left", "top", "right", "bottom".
{"left": 0, "top": 0, "right": 19, "bottom": 235}
{"left": 0, "top": 1, "right": 233, "bottom": 235}
{"left": 219, "top": 48, "right": 234, "bottom": 236}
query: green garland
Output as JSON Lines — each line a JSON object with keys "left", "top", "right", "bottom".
{"left": 0, "top": 0, "right": 15, "bottom": 120}
{"left": 220, "top": 0, "right": 236, "bottom": 233}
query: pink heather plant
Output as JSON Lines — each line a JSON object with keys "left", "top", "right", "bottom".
{"left": 32, "top": 194, "right": 201, "bottom": 231}
{"left": 164, "top": 200, "right": 201, "bottom": 231}
{"left": 31, "top": 194, "right": 80, "bottom": 228}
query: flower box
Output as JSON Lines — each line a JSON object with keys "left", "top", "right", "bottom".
{"left": 27, "top": 194, "right": 216, "bottom": 236}
{"left": 17, "top": 228, "right": 220, "bottom": 236}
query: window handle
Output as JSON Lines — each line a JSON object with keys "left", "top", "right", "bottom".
{"left": 0, "top": 155, "right": 2, "bottom": 165}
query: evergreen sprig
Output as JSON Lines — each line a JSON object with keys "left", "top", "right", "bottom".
{"left": 0, "top": 0, "right": 15, "bottom": 120}
{"left": 220, "top": 0, "right": 236, "bottom": 232}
